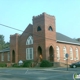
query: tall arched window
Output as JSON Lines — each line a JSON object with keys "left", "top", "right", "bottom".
{"left": 26, "top": 36, "right": 33, "bottom": 45}
{"left": 48, "top": 26, "right": 53, "bottom": 31}
{"left": 63, "top": 47, "right": 67, "bottom": 60}
{"left": 37, "top": 26, "right": 41, "bottom": 31}
{"left": 76, "top": 48, "right": 79, "bottom": 60}
{"left": 56, "top": 46, "right": 60, "bottom": 60}
{"left": 70, "top": 47, "right": 73, "bottom": 60}
{"left": 26, "top": 48, "right": 33, "bottom": 60}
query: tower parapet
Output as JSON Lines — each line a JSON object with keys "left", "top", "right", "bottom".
{"left": 33, "top": 12, "right": 55, "bottom": 24}
{"left": 33, "top": 12, "right": 55, "bottom": 20}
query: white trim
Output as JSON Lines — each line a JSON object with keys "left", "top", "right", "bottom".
{"left": 57, "top": 40, "right": 80, "bottom": 45}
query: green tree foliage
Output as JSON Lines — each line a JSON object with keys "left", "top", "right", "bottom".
{"left": 0, "top": 35, "right": 5, "bottom": 50}
{"left": 4, "top": 42, "right": 10, "bottom": 48}
{"left": 0, "top": 35, "right": 10, "bottom": 50}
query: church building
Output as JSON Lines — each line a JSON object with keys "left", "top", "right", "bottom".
{"left": 0, "top": 13, "right": 80, "bottom": 66}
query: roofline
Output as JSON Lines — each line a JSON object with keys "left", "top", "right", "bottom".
{"left": 0, "top": 50, "right": 10, "bottom": 53}
{"left": 57, "top": 40, "right": 80, "bottom": 45}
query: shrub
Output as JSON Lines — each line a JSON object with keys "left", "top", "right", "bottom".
{"left": 40, "top": 60, "right": 52, "bottom": 67}
{"left": 0, "top": 63, "right": 7, "bottom": 67}
{"left": 23, "top": 60, "right": 33, "bottom": 67}
{"left": 12, "top": 60, "right": 34, "bottom": 67}
{"left": 12, "top": 63, "right": 18, "bottom": 67}
{"left": 12, "top": 63, "right": 23, "bottom": 67}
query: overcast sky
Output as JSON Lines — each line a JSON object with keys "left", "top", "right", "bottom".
{"left": 0, "top": 0, "right": 80, "bottom": 42}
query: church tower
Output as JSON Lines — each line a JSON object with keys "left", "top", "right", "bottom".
{"left": 33, "top": 13, "right": 56, "bottom": 62}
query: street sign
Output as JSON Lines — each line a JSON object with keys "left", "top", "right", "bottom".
{"left": 65, "top": 53, "right": 69, "bottom": 71}
{"left": 65, "top": 53, "right": 69, "bottom": 58}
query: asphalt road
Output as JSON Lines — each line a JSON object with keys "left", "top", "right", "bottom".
{"left": 0, "top": 67, "right": 80, "bottom": 80}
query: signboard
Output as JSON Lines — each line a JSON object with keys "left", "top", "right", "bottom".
{"left": 65, "top": 53, "right": 69, "bottom": 58}
{"left": 18, "top": 60, "right": 23, "bottom": 66}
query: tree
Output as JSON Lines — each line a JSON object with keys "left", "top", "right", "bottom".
{"left": 4, "top": 42, "right": 10, "bottom": 48}
{"left": 0, "top": 35, "right": 5, "bottom": 50}
{"left": 0, "top": 35, "right": 10, "bottom": 50}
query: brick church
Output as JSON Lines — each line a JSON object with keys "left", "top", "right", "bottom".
{"left": 0, "top": 13, "right": 80, "bottom": 65}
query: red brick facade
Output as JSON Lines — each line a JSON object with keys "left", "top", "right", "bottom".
{"left": 0, "top": 51, "right": 10, "bottom": 63}
{"left": 9, "top": 13, "right": 80, "bottom": 64}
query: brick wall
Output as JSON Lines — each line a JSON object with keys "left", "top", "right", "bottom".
{"left": 0, "top": 51, "right": 10, "bottom": 63}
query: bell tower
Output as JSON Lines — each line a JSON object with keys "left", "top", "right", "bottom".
{"left": 33, "top": 13, "right": 56, "bottom": 61}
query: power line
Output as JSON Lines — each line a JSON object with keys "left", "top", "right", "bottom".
{"left": 0, "top": 24, "right": 23, "bottom": 32}
{"left": 0, "top": 23, "right": 55, "bottom": 41}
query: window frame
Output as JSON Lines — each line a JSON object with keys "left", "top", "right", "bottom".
{"left": 48, "top": 26, "right": 53, "bottom": 31}
{"left": 37, "top": 26, "right": 41, "bottom": 31}
{"left": 70, "top": 47, "right": 73, "bottom": 60}
{"left": 26, "top": 36, "right": 33, "bottom": 45}
{"left": 56, "top": 46, "right": 60, "bottom": 60}
{"left": 76, "top": 48, "right": 79, "bottom": 60}
{"left": 63, "top": 47, "right": 67, "bottom": 60}
{"left": 26, "top": 48, "right": 33, "bottom": 60}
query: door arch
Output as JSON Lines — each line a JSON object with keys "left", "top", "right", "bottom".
{"left": 37, "top": 46, "right": 42, "bottom": 62}
{"left": 49, "top": 46, "right": 54, "bottom": 62}
{"left": 12, "top": 50, "right": 15, "bottom": 63}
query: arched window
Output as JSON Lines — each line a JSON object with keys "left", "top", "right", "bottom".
{"left": 37, "top": 26, "right": 41, "bottom": 31}
{"left": 63, "top": 47, "right": 67, "bottom": 60}
{"left": 76, "top": 48, "right": 79, "bottom": 60}
{"left": 56, "top": 46, "right": 60, "bottom": 60}
{"left": 70, "top": 47, "right": 73, "bottom": 60}
{"left": 48, "top": 26, "right": 53, "bottom": 31}
{"left": 26, "top": 36, "right": 33, "bottom": 45}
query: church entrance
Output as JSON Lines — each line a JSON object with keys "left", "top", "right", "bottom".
{"left": 49, "top": 46, "right": 54, "bottom": 62}
{"left": 12, "top": 50, "right": 15, "bottom": 63}
{"left": 37, "top": 46, "right": 42, "bottom": 62}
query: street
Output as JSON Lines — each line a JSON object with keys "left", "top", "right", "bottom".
{"left": 0, "top": 67, "right": 80, "bottom": 80}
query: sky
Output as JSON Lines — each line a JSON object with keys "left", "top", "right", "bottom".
{"left": 0, "top": 0, "right": 80, "bottom": 42}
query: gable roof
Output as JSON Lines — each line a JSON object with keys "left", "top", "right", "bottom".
{"left": 56, "top": 32, "right": 80, "bottom": 45}
{"left": 1, "top": 33, "right": 79, "bottom": 53}
{"left": 0, "top": 48, "right": 10, "bottom": 53}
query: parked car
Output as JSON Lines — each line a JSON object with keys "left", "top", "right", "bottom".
{"left": 69, "top": 61, "right": 80, "bottom": 68}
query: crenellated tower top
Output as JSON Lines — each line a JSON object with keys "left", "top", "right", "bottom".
{"left": 33, "top": 12, "right": 55, "bottom": 20}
